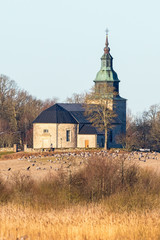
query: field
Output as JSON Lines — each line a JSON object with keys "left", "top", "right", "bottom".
{"left": 0, "top": 150, "right": 160, "bottom": 181}
{"left": 0, "top": 151, "right": 14, "bottom": 159}
{"left": 1, "top": 150, "right": 160, "bottom": 239}
{"left": 1, "top": 204, "right": 160, "bottom": 240}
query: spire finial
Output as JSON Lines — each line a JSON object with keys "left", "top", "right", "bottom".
{"left": 104, "top": 28, "right": 110, "bottom": 54}
{"left": 105, "top": 28, "right": 109, "bottom": 35}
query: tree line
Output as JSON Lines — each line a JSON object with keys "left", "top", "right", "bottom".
{"left": 0, "top": 74, "right": 160, "bottom": 151}
{"left": 0, "top": 75, "right": 57, "bottom": 148}
{"left": 118, "top": 105, "right": 160, "bottom": 151}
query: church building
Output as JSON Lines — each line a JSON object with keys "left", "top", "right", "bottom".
{"left": 33, "top": 31, "right": 126, "bottom": 149}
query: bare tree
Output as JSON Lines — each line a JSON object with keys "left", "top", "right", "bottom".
{"left": 118, "top": 105, "right": 160, "bottom": 151}
{"left": 148, "top": 104, "right": 160, "bottom": 151}
{"left": 41, "top": 97, "right": 58, "bottom": 111}
{"left": 84, "top": 86, "right": 117, "bottom": 150}
{"left": 65, "top": 93, "right": 85, "bottom": 104}
{"left": 0, "top": 74, "right": 59, "bottom": 147}
{"left": 0, "top": 75, "right": 18, "bottom": 146}
{"left": 116, "top": 109, "right": 138, "bottom": 151}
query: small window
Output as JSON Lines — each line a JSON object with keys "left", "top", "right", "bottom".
{"left": 66, "top": 130, "right": 71, "bottom": 142}
{"left": 43, "top": 129, "right": 49, "bottom": 133}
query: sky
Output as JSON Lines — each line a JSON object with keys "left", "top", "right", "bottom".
{"left": 0, "top": 0, "right": 160, "bottom": 115}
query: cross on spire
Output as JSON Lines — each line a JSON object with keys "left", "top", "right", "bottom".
{"left": 104, "top": 28, "right": 110, "bottom": 54}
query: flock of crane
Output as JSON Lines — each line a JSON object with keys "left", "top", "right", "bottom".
{"left": 1, "top": 150, "right": 159, "bottom": 179}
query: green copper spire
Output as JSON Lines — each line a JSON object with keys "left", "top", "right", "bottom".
{"left": 94, "top": 30, "right": 120, "bottom": 82}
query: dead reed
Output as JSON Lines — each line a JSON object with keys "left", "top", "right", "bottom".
{"left": 1, "top": 203, "right": 160, "bottom": 240}
{"left": 1, "top": 155, "right": 160, "bottom": 239}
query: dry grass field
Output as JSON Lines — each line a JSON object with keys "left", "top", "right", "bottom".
{"left": 1, "top": 204, "right": 160, "bottom": 240}
{"left": 1, "top": 150, "right": 160, "bottom": 239}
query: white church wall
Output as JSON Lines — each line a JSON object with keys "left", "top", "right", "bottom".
{"left": 57, "top": 124, "right": 77, "bottom": 148}
{"left": 77, "top": 134, "right": 97, "bottom": 148}
{"left": 33, "top": 123, "right": 77, "bottom": 149}
{"left": 33, "top": 123, "right": 57, "bottom": 149}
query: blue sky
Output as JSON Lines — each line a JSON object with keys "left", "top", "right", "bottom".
{"left": 0, "top": 0, "right": 160, "bottom": 114}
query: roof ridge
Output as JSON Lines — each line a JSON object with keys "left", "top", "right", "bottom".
{"left": 33, "top": 103, "right": 78, "bottom": 124}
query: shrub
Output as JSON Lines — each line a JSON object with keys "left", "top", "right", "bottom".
{"left": 1, "top": 155, "right": 160, "bottom": 211}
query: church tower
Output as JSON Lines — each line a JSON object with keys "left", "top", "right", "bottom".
{"left": 94, "top": 29, "right": 120, "bottom": 95}
{"left": 94, "top": 30, "right": 126, "bottom": 148}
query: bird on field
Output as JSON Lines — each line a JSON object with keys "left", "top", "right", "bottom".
{"left": 54, "top": 168, "right": 59, "bottom": 171}
{"left": 8, "top": 168, "right": 11, "bottom": 171}
{"left": 66, "top": 164, "right": 71, "bottom": 168}
{"left": 27, "top": 166, "right": 30, "bottom": 171}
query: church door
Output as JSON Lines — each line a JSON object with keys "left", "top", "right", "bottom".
{"left": 42, "top": 139, "right": 50, "bottom": 148}
{"left": 85, "top": 140, "right": 89, "bottom": 148}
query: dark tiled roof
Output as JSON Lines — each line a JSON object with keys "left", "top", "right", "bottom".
{"left": 70, "top": 111, "right": 90, "bottom": 124}
{"left": 33, "top": 103, "right": 121, "bottom": 128}
{"left": 33, "top": 104, "right": 77, "bottom": 124}
{"left": 57, "top": 103, "right": 89, "bottom": 124}
{"left": 114, "top": 95, "right": 127, "bottom": 101}
{"left": 58, "top": 103, "right": 85, "bottom": 112}
{"left": 79, "top": 124, "right": 104, "bottom": 135}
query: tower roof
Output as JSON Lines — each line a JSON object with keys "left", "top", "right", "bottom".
{"left": 94, "top": 30, "right": 120, "bottom": 82}
{"left": 94, "top": 68, "right": 119, "bottom": 82}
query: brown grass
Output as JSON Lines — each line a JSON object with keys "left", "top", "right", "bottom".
{"left": 0, "top": 149, "right": 99, "bottom": 160}
{"left": 1, "top": 204, "right": 160, "bottom": 240}
{"left": 1, "top": 154, "right": 160, "bottom": 239}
